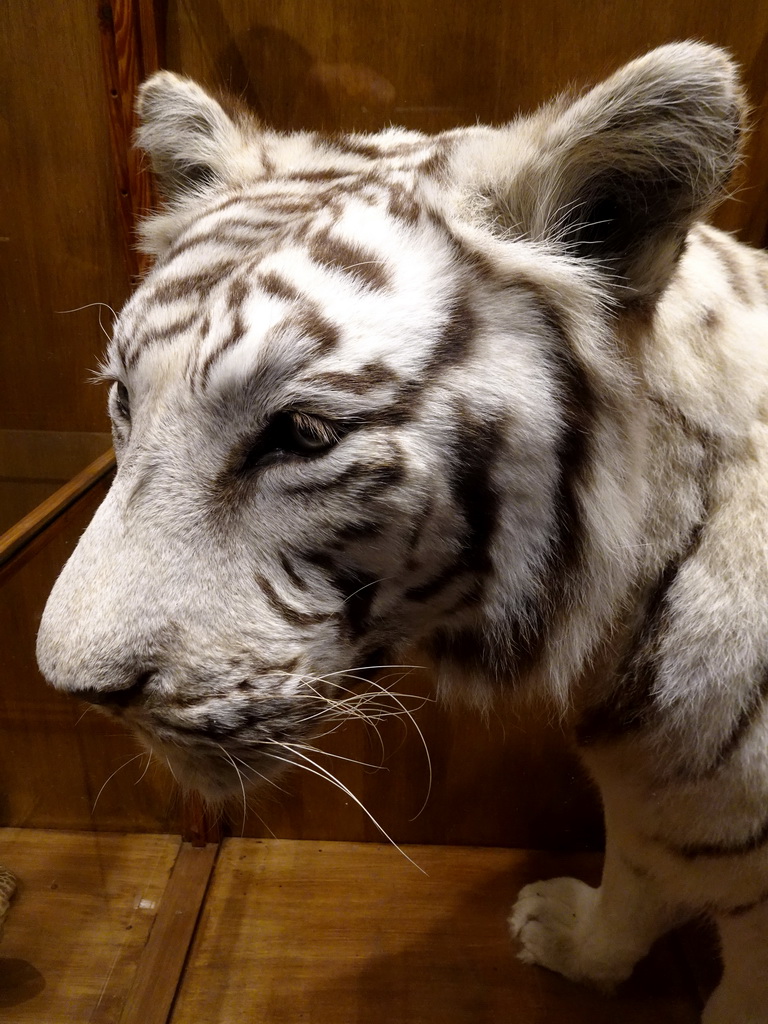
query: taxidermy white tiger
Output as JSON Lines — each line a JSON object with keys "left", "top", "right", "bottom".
{"left": 37, "top": 42, "right": 768, "bottom": 1022}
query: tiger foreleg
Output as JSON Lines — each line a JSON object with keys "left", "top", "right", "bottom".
{"left": 703, "top": 900, "right": 768, "bottom": 1024}
{"left": 508, "top": 839, "right": 679, "bottom": 991}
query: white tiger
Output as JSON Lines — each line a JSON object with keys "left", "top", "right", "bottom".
{"left": 36, "top": 43, "right": 768, "bottom": 1022}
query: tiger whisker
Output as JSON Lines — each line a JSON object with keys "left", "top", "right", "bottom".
{"left": 262, "top": 743, "right": 427, "bottom": 875}
{"left": 218, "top": 744, "right": 248, "bottom": 837}
{"left": 92, "top": 752, "right": 145, "bottom": 813}
{"left": 289, "top": 741, "right": 388, "bottom": 772}
{"left": 134, "top": 753, "right": 153, "bottom": 785}
{"left": 229, "top": 750, "right": 290, "bottom": 795}
{"left": 356, "top": 674, "right": 433, "bottom": 820}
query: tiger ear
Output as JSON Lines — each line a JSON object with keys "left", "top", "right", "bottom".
{"left": 473, "top": 42, "right": 746, "bottom": 300}
{"left": 136, "top": 72, "right": 258, "bottom": 200}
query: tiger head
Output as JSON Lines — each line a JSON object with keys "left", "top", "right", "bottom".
{"left": 36, "top": 43, "right": 743, "bottom": 799}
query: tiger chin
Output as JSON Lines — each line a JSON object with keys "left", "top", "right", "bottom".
{"left": 37, "top": 42, "right": 768, "bottom": 1023}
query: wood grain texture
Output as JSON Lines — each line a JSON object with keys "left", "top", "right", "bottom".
{"left": 0, "top": 829, "right": 180, "bottom": 1024}
{"left": 0, "top": 3, "right": 130, "bottom": 433}
{"left": 0, "top": 447, "right": 115, "bottom": 569}
{"left": 98, "top": 0, "right": 163, "bottom": 277}
{"left": 166, "top": 0, "right": 768, "bottom": 243}
{"left": 171, "top": 838, "right": 702, "bottom": 1024}
{"left": 0, "top": 430, "right": 111, "bottom": 536}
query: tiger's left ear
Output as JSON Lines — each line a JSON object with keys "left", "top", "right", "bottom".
{"left": 469, "top": 42, "right": 746, "bottom": 300}
{"left": 136, "top": 72, "right": 259, "bottom": 201}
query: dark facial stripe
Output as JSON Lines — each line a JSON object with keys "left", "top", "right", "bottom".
{"left": 165, "top": 220, "right": 288, "bottom": 262}
{"left": 255, "top": 572, "right": 333, "bottom": 628}
{"left": 284, "top": 459, "right": 404, "bottom": 498}
{"left": 333, "top": 567, "right": 381, "bottom": 639}
{"left": 278, "top": 553, "right": 309, "bottom": 592}
{"left": 198, "top": 276, "right": 250, "bottom": 387}
{"left": 495, "top": 314, "right": 598, "bottom": 681}
{"left": 310, "top": 361, "right": 400, "bottom": 395}
{"left": 308, "top": 229, "right": 390, "bottom": 291}
{"left": 121, "top": 310, "right": 203, "bottom": 366}
{"left": 299, "top": 552, "right": 380, "bottom": 640}
{"left": 293, "top": 308, "right": 341, "bottom": 356}
{"left": 386, "top": 185, "right": 421, "bottom": 225}
{"left": 664, "top": 809, "right": 768, "bottom": 860}
{"left": 151, "top": 260, "right": 242, "bottom": 305}
{"left": 332, "top": 517, "right": 385, "bottom": 543}
{"left": 328, "top": 135, "right": 425, "bottom": 161}
{"left": 258, "top": 270, "right": 301, "bottom": 303}
{"left": 412, "top": 405, "right": 501, "bottom": 613}
{"left": 421, "top": 295, "right": 477, "bottom": 378}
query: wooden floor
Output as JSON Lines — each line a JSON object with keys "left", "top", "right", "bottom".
{"left": 0, "top": 830, "right": 712, "bottom": 1023}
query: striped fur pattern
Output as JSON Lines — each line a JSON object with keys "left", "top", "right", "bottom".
{"left": 37, "top": 44, "right": 768, "bottom": 1022}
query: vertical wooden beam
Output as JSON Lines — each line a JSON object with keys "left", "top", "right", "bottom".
{"left": 118, "top": 842, "right": 219, "bottom": 1024}
{"left": 96, "top": 0, "right": 164, "bottom": 278}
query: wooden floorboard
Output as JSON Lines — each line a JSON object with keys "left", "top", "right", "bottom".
{"left": 171, "top": 839, "right": 702, "bottom": 1024}
{"left": 0, "top": 829, "right": 180, "bottom": 1024}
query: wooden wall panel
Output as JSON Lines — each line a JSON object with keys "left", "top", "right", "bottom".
{"left": 0, "top": 430, "right": 111, "bottom": 534}
{"left": 166, "top": 0, "right": 768, "bottom": 243}
{"left": 0, "top": 2, "right": 130, "bottom": 434}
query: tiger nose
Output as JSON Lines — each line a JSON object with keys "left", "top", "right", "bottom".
{"left": 76, "top": 671, "right": 156, "bottom": 710}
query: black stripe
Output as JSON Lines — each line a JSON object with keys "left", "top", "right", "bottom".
{"left": 300, "top": 552, "right": 380, "bottom": 640}
{"left": 165, "top": 220, "right": 287, "bottom": 262}
{"left": 576, "top": 405, "right": 717, "bottom": 747}
{"left": 199, "top": 279, "right": 248, "bottom": 387}
{"left": 333, "top": 518, "right": 385, "bottom": 543}
{"left": 284, "top": 460, "right": 403, "bottom": 498}
{"left": 255, "top": 573, "right": 332, "bottom": 628}
{"left": 310, "top": 361, "right": 400, "bottom": 395}
{"left": 575, "top": 553, "right": 688, "bottom": 746}
{"left": 279, "top": 553, "right": 309, "bottom": 592}
{"left": 413, "top": 406, "right": 502, "bottom": 617}
{"left": 406, "top": 564, "right": 463, "bottom": 603}
{"left": 151, "top": 260, "right": 241, "bottom": 305}
{"left": 421, "top": 295, "right": 477, "bottom": 378}
{"left": 309, "top": 230, "right": 390, "bottom": 290}
{"left": 499, "top": 319, "right": 598, "bottom": 681}
{"left": 699, "top": 230, "right": 754, "bottom": 305}
{"left": 285, "top": 463, "right": 365, "bottom": 497}
{"left": 386, "top": 185, "right": 420, "bottom": 225}
{"left": 293, "top": 308, "right": 340, "bottom": 356}
{"left": 443, "top": 404, "right": 502, "bottom": 577}
{"left": 666, "top": 810, "right": 768, "bottom": 860}
{"left": 719, "top": 889, "right": 768, "bottom": 917}
{"left": 258, "top": 270, "right": 302, "bottom": 303}
{"left": 199, "top": 309, "right": 247, "bottom": 385}
{"left": 123, "top": 310, "right": 203, "bottom": 366}
{"left": 688, "top": 669, "right": 768, "bottom": 779}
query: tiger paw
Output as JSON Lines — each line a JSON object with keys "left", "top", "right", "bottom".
{"left": 509, "top": 876, "right": 631, "bottom": 991}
